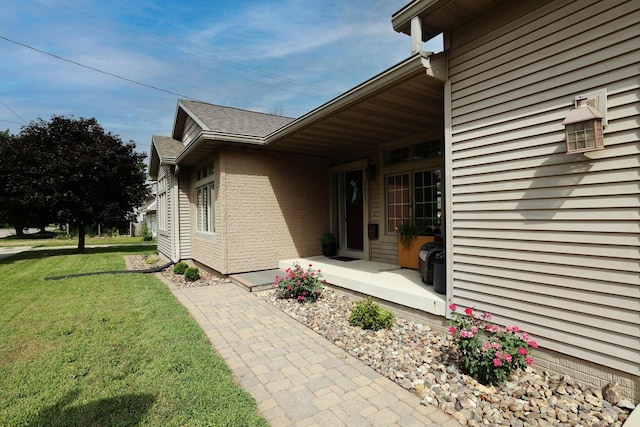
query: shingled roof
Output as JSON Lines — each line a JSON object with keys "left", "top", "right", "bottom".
{"left": 178, "top": 100, "right": 295, "bottom": 138}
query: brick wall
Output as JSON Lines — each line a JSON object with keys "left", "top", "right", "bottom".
{"left": 190, "top": 147, "right": 330, "bottom": 274}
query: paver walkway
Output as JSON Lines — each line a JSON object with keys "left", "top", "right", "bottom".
{"left": 161, "top": 278, "right": 460, "bottom": 427}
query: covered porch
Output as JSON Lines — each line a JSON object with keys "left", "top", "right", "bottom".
{"left": 231, "top": 256, "right": 446, "bottom": 317}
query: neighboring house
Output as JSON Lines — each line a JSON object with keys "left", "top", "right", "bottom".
{"left": 131, "top": 183, "right": 158, "bottom": 238}
{"left": 149, "top": 0, "right": 639, "bottom": 400}
{"left": 142, "top": 199, "right": 157, "bottom": 238}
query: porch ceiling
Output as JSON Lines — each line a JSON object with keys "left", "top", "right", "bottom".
{"left": 176, "top": 52, "right": 444, "bottom": 166}
{"left": 265, "top": 55, "right": 444, "bottom": 160}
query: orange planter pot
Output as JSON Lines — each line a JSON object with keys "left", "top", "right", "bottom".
{"left": 398, "top": 235, "right": 435, "bottom": 269}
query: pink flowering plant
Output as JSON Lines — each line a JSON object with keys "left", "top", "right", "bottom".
{"left": 274, "top": 263, "right": 325, "bottom": 303}
{"left": 447, "top": 303, "right": 537, "bottom": 385}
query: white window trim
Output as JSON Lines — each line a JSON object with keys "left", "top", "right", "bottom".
{"left": 379, "top": 136, "right": 443, "bottom": 242}
{"left": 194, "top": 163, "right": 215, "bottom": 235}
{"left": 157, "top": 176, "right": 168, "bottom": 232}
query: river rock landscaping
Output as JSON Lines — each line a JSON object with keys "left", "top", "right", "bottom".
{"left": 128, "top": 256, "right": 635, "bottom": 426}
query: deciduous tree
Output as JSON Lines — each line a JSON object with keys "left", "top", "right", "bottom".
{"left": 2, "top": 116, "right": 148, "bottom": 252}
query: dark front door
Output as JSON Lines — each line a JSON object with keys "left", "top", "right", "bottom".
{"left": 345, "top": 169, "right": 364, "bottom": 251}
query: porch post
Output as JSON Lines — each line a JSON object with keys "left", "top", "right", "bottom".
{"left": 410, "top": 16, "right": 422, "bottom": 54}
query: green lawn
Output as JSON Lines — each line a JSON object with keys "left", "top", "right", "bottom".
{"left": 0, "top": 245, "right": 268, "bottom": 426}
{"left": 0, "top": 232, "right": 152, "bottom": 248}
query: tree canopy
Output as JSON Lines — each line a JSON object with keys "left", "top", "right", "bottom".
{"left": 0, "top": 116, "right": 148, "bottom": 252}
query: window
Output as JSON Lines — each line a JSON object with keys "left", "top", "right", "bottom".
{"left": 413, "top": 169, "right": 441, "bottom": 228}
{"left": 158, "top": 176, "right": 168, "bottom": 231}
{"left": 195, "top": 163, "right": 215, "bottom": 233}
{"left": 386, "top": 168, "right": 441, "bottom": 233}
{"left": 386, "top": 174, "right": 409, "bottom": 232}
{"left": 384, "top": 140, "right": 441, "bottom": 166}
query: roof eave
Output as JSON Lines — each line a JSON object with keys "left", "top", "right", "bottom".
{"left": 174, "top": 130, "right": 264, "bottom": 165}
{"left": 392, "top": 0, "right": 443, "bottom": 39}
{"left": 148, "top": 136, "right": 180, "bottom": 180}
{"left": 265, "top": 52, "right": 437, "bottom": 145}
{"left": 172, "top": 99, "right": 212, "bottom": 140}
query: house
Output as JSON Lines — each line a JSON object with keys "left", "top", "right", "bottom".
{"left": 149, "top": 0, "right": 639, "bottom": 401}
{"left": 131, "top": 183, "right": 158, "bottom": 238}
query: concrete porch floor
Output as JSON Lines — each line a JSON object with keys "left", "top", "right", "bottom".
{"left": 231, "top": 256, "right": 446, "bottom": 317}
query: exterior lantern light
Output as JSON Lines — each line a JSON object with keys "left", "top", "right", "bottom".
{"left": 563, "top": 97, "right": 604, "bottom": 154}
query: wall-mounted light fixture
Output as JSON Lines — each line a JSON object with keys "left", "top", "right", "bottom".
{"left": 563, "top": 90, "right": 606, "bottom": 154}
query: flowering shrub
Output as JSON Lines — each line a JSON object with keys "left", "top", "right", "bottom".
{"left": 447, "top": 303, "right": 537, "bottom": 385}
{"left": 274, "top": 263, "right": 325, "bottom": 302}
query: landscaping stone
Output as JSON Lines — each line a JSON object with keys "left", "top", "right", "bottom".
{"left": 258, "top": 287, "right": 633, "bottom": 427}
{"left": 129, "top": 256, "right": 635, "bottom": 427}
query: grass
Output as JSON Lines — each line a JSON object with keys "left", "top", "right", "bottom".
{"left": 0, "top": 245, "right": 268, "bottom": 426}
{"left": 0, "top": 231, "right": 153, "bottom": 249}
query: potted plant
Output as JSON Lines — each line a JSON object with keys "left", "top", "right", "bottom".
{"left": 321, "top": 232, "right": 337, "bottom": 257}
{"left": 397, "top": 220, "right": 436, "bottom": 269}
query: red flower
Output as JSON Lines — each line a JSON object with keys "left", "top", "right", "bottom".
{"left": 518, "top": 347, "right": 527, "bottom": 356}
{"left": 448, "top": 326, "right": 457, "bottom": 336}
{"left": 464, "top": 307, "right": 473, "bottom": 316}
{"left": 493, "top": 358, "right": 502, "bottom": 367}
{"left": 449, "top": 303, "right": 457, "bottom": 311}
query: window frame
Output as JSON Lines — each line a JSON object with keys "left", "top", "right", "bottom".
{"left": 194, "top": 162, "right": 215, "bottom": 234}
{"left": 157, "top": 176, "right": 168, "bottom": 232}
{"left": 385, "top": 168, "right": 442, "bottom": 234}
{"left": 382, "top": 138, "right": 443, "bottom": 237}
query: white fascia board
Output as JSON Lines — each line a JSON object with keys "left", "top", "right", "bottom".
{"left": 174, "top": 130, "right": 264, "bottom": 164}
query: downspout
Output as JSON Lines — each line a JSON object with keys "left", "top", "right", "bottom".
{"left": 442, "top": 33, "right": 454, "bottom": 318}
{"left": 172, "top": 165, "right": 181, "bottom": 263}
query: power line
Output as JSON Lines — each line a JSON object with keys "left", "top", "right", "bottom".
{"left": 0, "top": 34, "right": 204, "bottom": 102}
{"left": 38, "top": 0, "right": 342, "bottom": 97}
{"left": 0, "top": 99, "right": 26, "bottom": 123}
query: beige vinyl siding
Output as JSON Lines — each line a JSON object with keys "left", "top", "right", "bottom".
{"left": 178, "top": 171, "right": 191, "bottom": 259}
{"left": 448, "top": 0, "right": 639, "bottom": 377}
{"left": 182, "top": 116, "right": 201, "bottom": 146}
{"left": 370, "top": 174, "right": 401, "bottom": 264}
{"left": 367, "top": 148, "right": 401, "bottom": 265}
{"left": 156, "top": 165, "right": 174, "bottom": 260}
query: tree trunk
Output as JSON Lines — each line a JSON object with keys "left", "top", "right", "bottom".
{"left": 14, "top": 225, "right": 24, "bottom": 236}
{"left": 77, "top": 222, "right": 86, "bottom": 253}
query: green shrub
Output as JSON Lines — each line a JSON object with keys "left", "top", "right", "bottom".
{"left": 173, "top": 262, "right": 188, "bottom": 275}
{"left": 140, "top": 222, "right": 153, "bottom": 241}
{"left": 184, "top": 267, "right": 200, "bottom": 282}
{"left": 274, "top": 263, "right": 325, "bottom": 302}
{"left": 348, "top": 297, "right": 395, "bottom": 331}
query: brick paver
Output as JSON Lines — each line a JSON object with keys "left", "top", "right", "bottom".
{"left": 162, "top": 278, "right": 460, "bottom": 426}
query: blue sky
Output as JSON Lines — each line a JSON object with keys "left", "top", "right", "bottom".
{"left": 2, "top": 0, "right": 441, "bottom": 155}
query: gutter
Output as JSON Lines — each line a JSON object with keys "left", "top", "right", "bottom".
{"left": 175, "top": 130, "right": 264, "bottom": 165}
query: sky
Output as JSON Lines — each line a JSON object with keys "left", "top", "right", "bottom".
{"left": 1, "top": 0, "right": 442, "bottom": 156}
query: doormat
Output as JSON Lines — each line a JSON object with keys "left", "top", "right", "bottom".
{"left": 330, "top": 256, "right": 358, "bottom": 262}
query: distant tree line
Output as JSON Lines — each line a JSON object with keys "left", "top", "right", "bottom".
{"left": 0, "top": 116, "right": 148, "bottom": 252}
